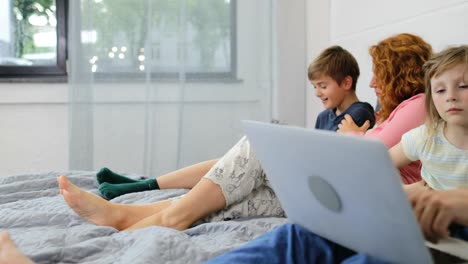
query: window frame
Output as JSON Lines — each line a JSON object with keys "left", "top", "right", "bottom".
{"left": 0, "top": 0, "right": 67, "bottom": 80}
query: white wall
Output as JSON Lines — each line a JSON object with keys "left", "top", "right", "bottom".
{"left": 0, "top": 83, "right": 69, "bottom": 176}
{"left": 306, "top": 0, "right": 468, "bottom": 126}
{"left": 305, "top": 0, "right": 330, "bottom": 127}
{"left": 273, "top": 0, "right": 308, "bottom": 126}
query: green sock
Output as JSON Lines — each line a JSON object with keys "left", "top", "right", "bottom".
{"left": 98, "top": 179, "right": 159, "bottom": 200}
{"left": 96, "top": 167, "right": 139, "bottom": 184}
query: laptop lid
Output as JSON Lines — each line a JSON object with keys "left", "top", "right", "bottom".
{"left": 242, "top": 120, "right": 433, "bottom": 264}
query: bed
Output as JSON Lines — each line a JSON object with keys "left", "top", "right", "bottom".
{"left": 0, "top": 171, "right": 288, "bottom": 263}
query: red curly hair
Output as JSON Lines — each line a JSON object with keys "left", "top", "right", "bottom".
{"left": 369, "top": 33, "right": 433, "bottom": 121}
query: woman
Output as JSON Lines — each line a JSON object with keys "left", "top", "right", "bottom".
{"left": 57, "top": 33, "right": 432, "bottom": 232}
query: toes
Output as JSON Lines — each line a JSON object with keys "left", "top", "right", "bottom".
{"left": 57, "top": 175, "right": 69, "bottom": 189}
{"left": 0, "top": 231, "right": 10, "bottom": 243}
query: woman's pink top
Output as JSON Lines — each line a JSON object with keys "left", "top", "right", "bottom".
{"left": 361, "top": 93, "right": 426, "bottom": 184}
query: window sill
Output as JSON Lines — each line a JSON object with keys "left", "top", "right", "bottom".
{"left": 0, "top": 76, "right": 68, "bottom": 83}
{"left": 84, "top": 72, "right": 244, "bottom": 84}
{"left": 0, "top": 74, "right": 244, "bottom": 84}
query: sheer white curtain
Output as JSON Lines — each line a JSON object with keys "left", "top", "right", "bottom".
{"left": 68, "top": 0, "right": 275, "bottom": 176}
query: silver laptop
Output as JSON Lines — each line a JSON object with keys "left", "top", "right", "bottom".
{"left": 242, "top": 120, "right": 455, "bottom": 264}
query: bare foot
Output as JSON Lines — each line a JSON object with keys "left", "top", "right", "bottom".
{"left": 57, "top": 175, "right": 122, "bottom": 229}
{"left": 0, "top": 232, "right": 34, "bottom": 264}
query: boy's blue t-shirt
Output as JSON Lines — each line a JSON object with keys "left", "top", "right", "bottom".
{"left": 314, "top": 102, "right": 375, "bottom": 131}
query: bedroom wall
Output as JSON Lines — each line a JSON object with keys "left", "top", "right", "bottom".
{"left": 305, "top": 0, "right": 468, "bottom": 127}
{"left": 0, "top": 83, "right": 69, "bottom": 176}
{"left": 0, "top": 80, "right": 270, "bottom": 178}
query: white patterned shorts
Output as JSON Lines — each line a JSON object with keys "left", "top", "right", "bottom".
{"left": 202, "top": 136, "right": 285, "bottom": 222}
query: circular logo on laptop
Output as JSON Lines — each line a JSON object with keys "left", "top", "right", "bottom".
{"left": 308, "top": 176, "right": 342, "bottom": 212}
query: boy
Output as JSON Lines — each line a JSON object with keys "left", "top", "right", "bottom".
{"left": 309, "top": 45, "right": 375, "bottom": 131}
{"left": 96, "top": 46, "right": 376, "bottom": 199}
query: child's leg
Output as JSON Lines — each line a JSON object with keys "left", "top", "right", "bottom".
{"left": 96, "top": 159, "right": 218, "bottom": 199}
{"left": 125, "top": 177, "right": 226, "bottom": 231}
{"left": 59, "top": 174, "right": 225, "bottom": 231}
{"left": 156, "top": 159, "right": 218, "bottom": 189}
{"left": 101, "top": 134, "right": 265, "bottom": 200}
{"left": 98, "top": 180, "right": 159, "bottom": 200}
{"left": 58, "top": 176, "right": 173, "bottom": 230}
{"left": 124, "top": 136, "right": 269, "bottom": 230}
{"left": 61, "top": 136, "right": 269, "bottom": 230}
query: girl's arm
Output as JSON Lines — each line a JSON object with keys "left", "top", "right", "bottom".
{"left": 389, "top": 143, "right": 412, "bottom": 169}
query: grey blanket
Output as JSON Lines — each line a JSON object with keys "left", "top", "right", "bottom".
{"left": 0, "top": 171, "right": 287, "bottom": 264}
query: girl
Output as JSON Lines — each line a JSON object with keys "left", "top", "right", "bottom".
{"left": 391, "top": 45, "right": 468, "bottom": 241}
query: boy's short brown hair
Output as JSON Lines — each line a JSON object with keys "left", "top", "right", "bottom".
{"left": 307, "top": 45, "right": 360, "bottom": 91}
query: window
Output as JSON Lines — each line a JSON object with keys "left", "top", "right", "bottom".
{"left": 0, "top": 0, "right": 236, "bottom": 81}
{"left": 0, "top": 0, "right": 67, "bottom": 79}
{"left": 79, "top": 0, "right": 237, "bottom": 81}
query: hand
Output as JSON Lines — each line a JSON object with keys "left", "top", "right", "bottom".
{"left": 410, "top": 187, "right": 468, "bottom": 242}
{"left": 337, "top": 114, "right": 370, "bottom": 134}
{"left": 404, "top": 181, "right": 430, "bottom": 202}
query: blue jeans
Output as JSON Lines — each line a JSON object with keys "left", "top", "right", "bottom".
{"left": 205, "top": 224, "right": 389, "bottom": 264}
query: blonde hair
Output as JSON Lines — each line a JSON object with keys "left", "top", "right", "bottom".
{"left": 423, "top": 45, "right": 468, "bottom": 135}
{"left": 369, "top": 33, "right": 432, "bottom": 121}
